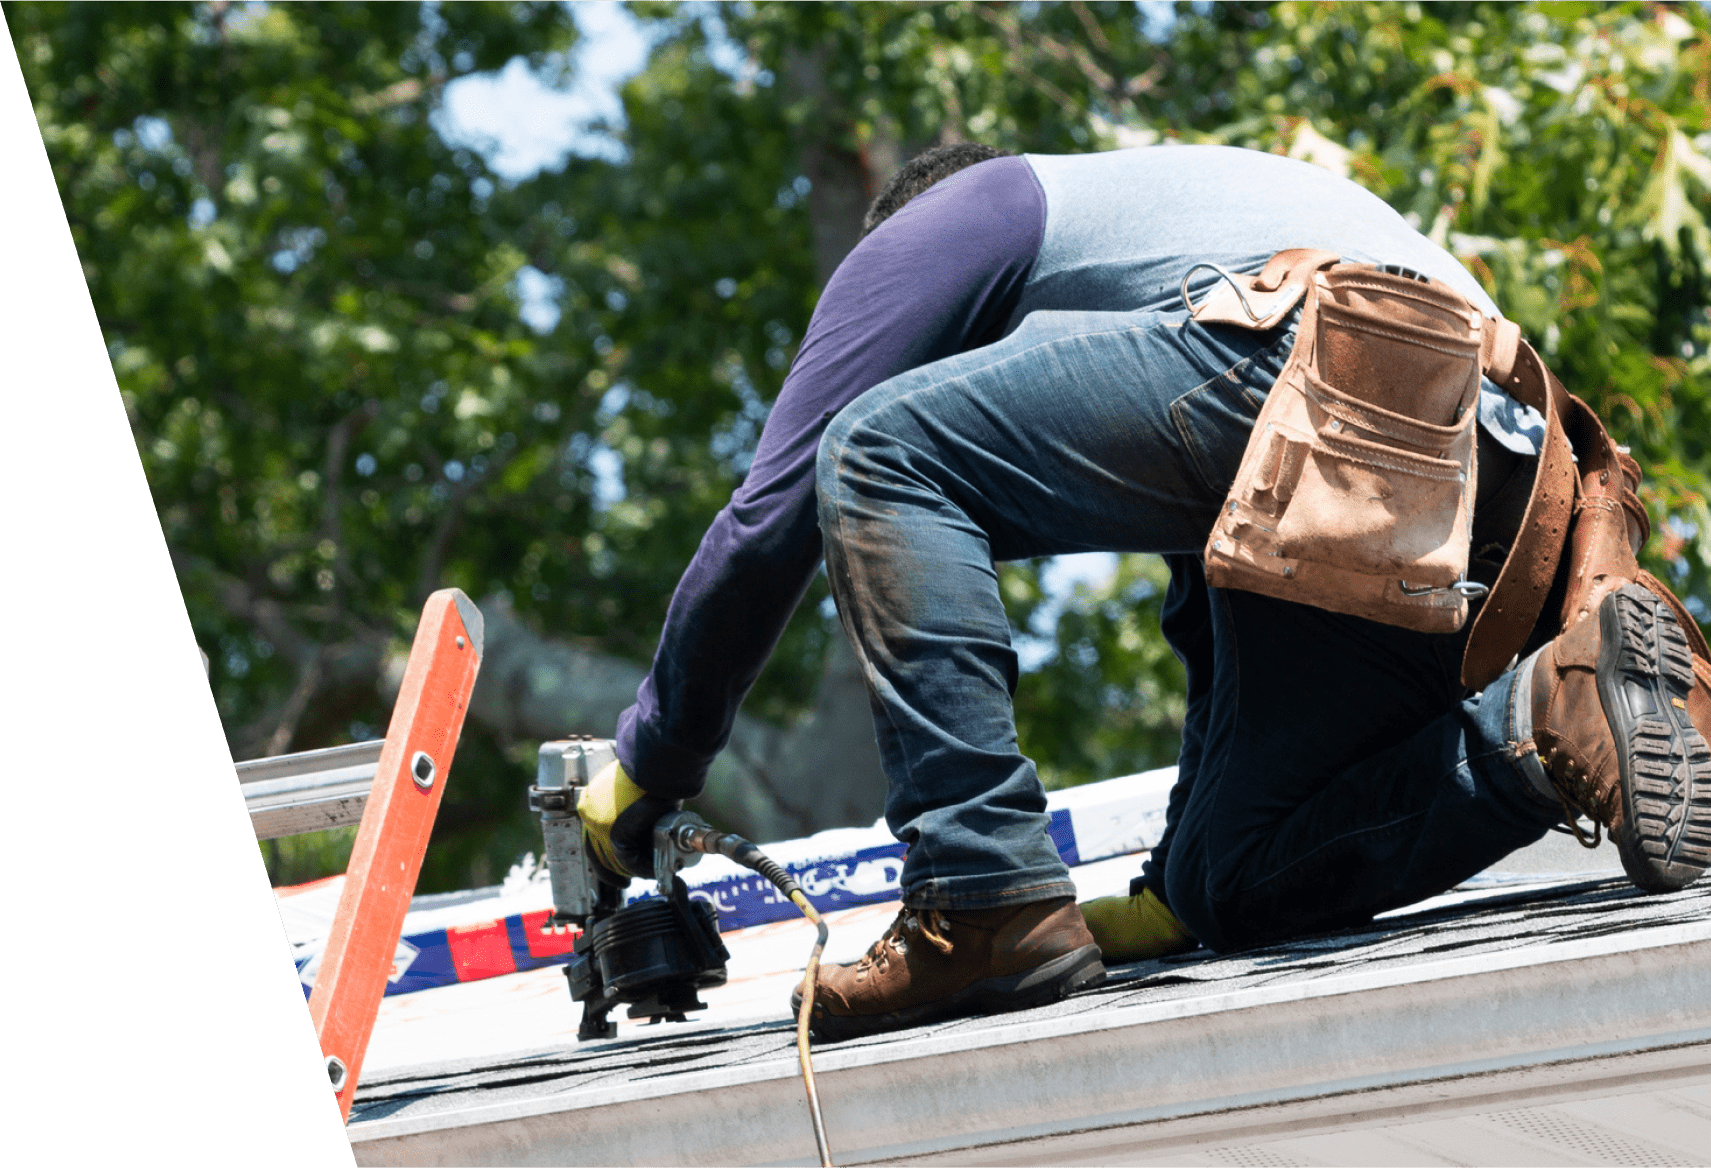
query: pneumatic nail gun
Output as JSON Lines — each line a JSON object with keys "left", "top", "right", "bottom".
{"left": 529, "top": 737, "right": 729, "bottom": 1041}
{"left": 530, "top": 738, "right": 834, "bottom": 1162}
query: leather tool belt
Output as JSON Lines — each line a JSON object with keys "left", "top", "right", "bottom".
{"left": 1187, "top": 247, "right": 1656, "bottom": 691}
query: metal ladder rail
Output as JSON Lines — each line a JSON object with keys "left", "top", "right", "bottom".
{"left": 239, "top": 739, "right": 384, "bottom": 839}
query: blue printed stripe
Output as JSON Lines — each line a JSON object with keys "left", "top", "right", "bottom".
{"left": 307, "top": 812, "right": 1082, "bottom": 998}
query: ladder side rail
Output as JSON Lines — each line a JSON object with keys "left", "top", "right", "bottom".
{"left": 305, "top": 589, "right": 484, "bottom": 1121}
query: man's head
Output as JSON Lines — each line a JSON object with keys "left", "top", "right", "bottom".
{"left": 861, "top": 142, "right": 1014, "bottom": 237}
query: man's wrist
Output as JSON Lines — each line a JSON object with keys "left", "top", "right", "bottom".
{"left": 617, "top": 706, "right": 714, "bottom": 802}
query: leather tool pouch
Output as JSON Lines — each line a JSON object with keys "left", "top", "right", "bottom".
{"left": 1189, "top": 249, "right": 1488, "bottom": 634}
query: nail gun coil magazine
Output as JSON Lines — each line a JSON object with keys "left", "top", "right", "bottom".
{"left": 566, "top": 890, "right": 729, "bottom": 1032}
{"left": 532, "top": 740, "right": 730, "bottom": 1038}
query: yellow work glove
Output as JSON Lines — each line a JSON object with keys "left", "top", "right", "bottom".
{"left": 1079, "top": 887, "right": 1198, "bottom": 963}
{"left": 576, "top": 759, "right": 680, "bottom": 881}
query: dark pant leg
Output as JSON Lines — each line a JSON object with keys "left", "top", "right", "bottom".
{"left": 1134, "top": 555, "right": 1214, "bottom": 904}
{"left": 1161, "top": 586, "right": 1564, "bottom": 951}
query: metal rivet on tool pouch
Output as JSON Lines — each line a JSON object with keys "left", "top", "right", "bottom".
{"left": 456, "top": 635, "right": 466, "bottom": 648}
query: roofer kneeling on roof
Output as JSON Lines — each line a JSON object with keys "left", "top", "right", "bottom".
{"left": 576, "top": 143, "right": 1711, "bottom": 1041}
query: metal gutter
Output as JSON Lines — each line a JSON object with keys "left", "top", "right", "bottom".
{"left": 897, "top": 1038, "right": 1711, "bottom": 1165}
{"left": 347, "top": 897, "right": 1711, "bottom": 1166}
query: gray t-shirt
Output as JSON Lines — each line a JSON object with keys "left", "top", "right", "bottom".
{"left": 1020, "top": 147, "right": 1543, "bottom": 455}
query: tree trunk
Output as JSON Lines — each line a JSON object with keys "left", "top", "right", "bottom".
{"left": 782, "top": 44, "right": 902, "bottom": 284}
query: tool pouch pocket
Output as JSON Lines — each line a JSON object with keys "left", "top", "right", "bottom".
{"left": 1194, "top": 256, "right": 1486, "bottom": 633}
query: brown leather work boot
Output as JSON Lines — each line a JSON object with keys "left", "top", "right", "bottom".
{"left": 1530, "top": 584, "right": 1711, "bottom": 892}
{"left": 791, "top": 897, "right": 1105, "bottom": 1041}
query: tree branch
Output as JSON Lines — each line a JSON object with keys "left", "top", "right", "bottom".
{"left": 263, "top": 646, "right": 324, "bottom": 756}
{"left": 973, "top": 3, "right": 1149, "bottom": 116}
{"left": 182, "top": 551, "right": 315, "bottom": 668}
{"left": 1068, "top": 2, "right": 1114, "bottom": 54}
{"left": 968, "top": 5, "right": 1086, "bottom": 118}
{"left": 414, "top": 448, "right": 515, "bottom": 603}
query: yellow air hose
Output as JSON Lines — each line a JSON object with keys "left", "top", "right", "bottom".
{"left": 788, "top": 889, "right": 833, "bottom": 1167}
{"left": 667, "top": 822, "right": 834, "bottom": 1166}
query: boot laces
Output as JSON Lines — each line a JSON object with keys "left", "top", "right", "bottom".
{"left": 1554, "top": 789, "right": 1603, "bottom": 849}
{"left": 860, "top": 909, "right": 954, "bottom": 970}
{"left": 1541, "top": 745, "right": 1605, "bottom": 849}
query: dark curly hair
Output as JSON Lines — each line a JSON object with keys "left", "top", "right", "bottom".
{"left": 860, "top": 142, "right": 1015, "bottom": 237}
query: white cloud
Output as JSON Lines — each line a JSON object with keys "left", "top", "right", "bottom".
{"left": 435, "top": 1, "right": 650, "bottom": 179}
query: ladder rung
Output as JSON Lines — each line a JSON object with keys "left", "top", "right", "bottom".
{"left": 238, "top": 740, "right": 384, "bottom": 840}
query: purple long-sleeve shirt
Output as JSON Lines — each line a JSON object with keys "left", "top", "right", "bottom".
{"left": 616, "top": 157, "right": 1046, "bottom": 797}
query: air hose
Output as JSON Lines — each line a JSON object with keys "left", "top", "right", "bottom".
{"left": 666, "top": 822, "right": 834, "bottom": 1167}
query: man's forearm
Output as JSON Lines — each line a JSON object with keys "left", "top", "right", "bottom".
{"left": 616, "top": 497, "right": 825, "bottom": 800}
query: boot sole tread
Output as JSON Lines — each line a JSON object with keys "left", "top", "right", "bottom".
{"left": 1601, "top": 586, "right": 1711, "bottom": 890}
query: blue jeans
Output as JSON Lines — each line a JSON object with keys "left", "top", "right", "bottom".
{"left": 815, "top": 306, "right": 1562, "bottom": 940}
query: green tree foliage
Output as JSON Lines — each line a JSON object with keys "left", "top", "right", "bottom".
{"left": 8, "top": 1, "right": 597, "bottom": 886}
{"left": 11, "top": 2, "right": 1711, "bottom": 887}
{"left": 1001, "top": 554, "right": 1187, "bottom": 789}
{"left": 522, "top": 13, "right": 832, "bottom": 724}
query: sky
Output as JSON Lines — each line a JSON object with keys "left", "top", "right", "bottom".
{"left": 436, "top": 2, "right": 650, "bottom": 177}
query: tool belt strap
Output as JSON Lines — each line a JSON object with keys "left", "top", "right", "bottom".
{"left": 1459, "top": 330, "right": 1575, "bottom": 688}
{"left": 1463, "top": 332, "right": 1652, "bottom": 688}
